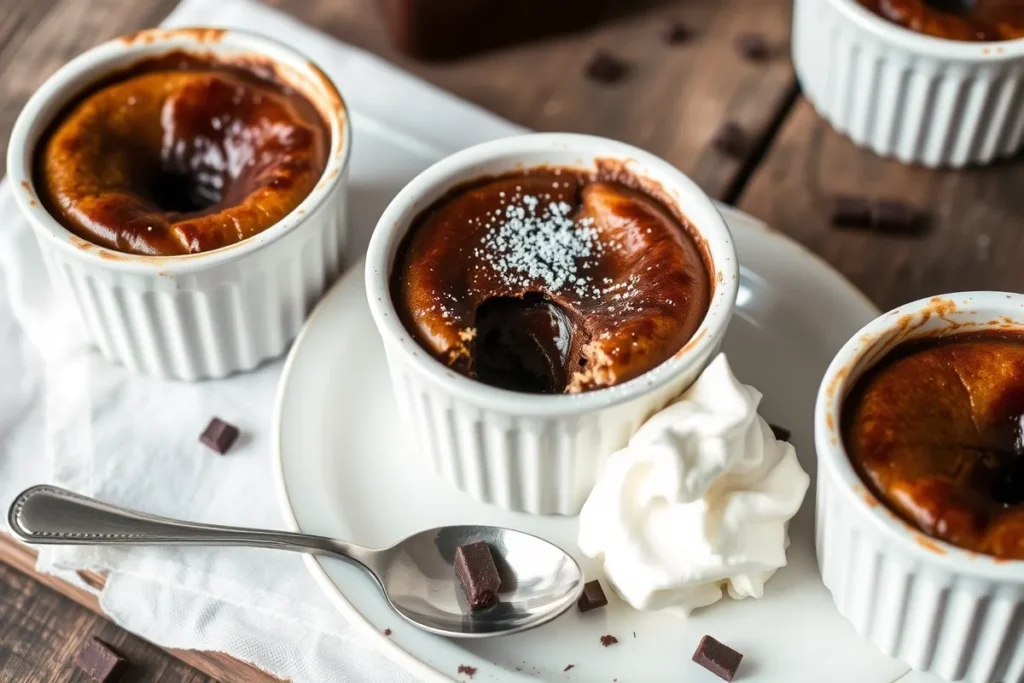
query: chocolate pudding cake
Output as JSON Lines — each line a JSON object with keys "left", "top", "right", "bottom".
{"left": 391, "top": 167, "right": 712, "bottom": 394}
{"left": 843, "top": 330, "right": 1024, "bottom": 560}
{"left": 859, "top": 0, "right": 1024, "bottom": 41}
{"left": 35, "top": 51, "right": 330, "bottom": 256}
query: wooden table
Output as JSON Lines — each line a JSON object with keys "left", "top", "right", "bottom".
{"left": 1, "top": 0, "right": 1018, "bottom": 681}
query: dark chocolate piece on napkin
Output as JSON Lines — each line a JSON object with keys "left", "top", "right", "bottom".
{"left": 200, "top": 417, "right": 240, "bottom": 454}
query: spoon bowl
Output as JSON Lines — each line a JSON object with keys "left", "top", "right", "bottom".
{"left": 8, "top": 485, "right": 584, "bottom": 638}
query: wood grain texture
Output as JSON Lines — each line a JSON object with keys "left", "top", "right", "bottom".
{"left": 0, "top": 533, "right": 284, "bottom": 683}
{"left": 737, "top": 97, "right": 1024, "bottom": 310}
{"left": 0, "top": 559, "right": 214, "bottom": 683}
{"left": 267, "top": 0, "right": 798, "bottom": 200}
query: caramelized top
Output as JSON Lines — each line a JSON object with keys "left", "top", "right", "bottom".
{"left": 859, "top": 0, "right": 1024, "bottom": 41}
{"left": 391, "top": 169, "right": 711, "bottom": 394}
{"left": 35, "top": 52, "right": 329, "bottom": 256}
{"left": 844, "top": 331, "right": 1024, "bottom": 560}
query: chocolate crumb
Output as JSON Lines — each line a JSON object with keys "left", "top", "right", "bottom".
{"left": 585, "top": 51, "right": 630, "bottom": 84}
{"left": 693, "top": 635, "right": 743, "bottom": 682}
{"left": 577, "top": 580, "right": 609, "bottom": 612}
{"left": 769, "top": 423, "right": 791, "bottom": 442}
{"left": 458, "top": 664, "right": 478, "bottom": 678}
{"left": 600, "top": 634, "right": 619, "bottom": 647}
{"left": 74, "top": 637, "right": 129, "bottom": 683}
{"left": 872, "top": 199, "right": 921, "bottom": 233}
{"left": 199, "top": 417, "right": 239, "bottom": 454}
{"left": 712, "top": 122, "right": 747, "bottom": 158}
{"left": 662, "top": 20, "right": 690, "bottom": 45}
{"left": 383, "top": 628, "right": 392, "bottom": 637}
{"left": 831, "top": 195, "right": 872, "bottom": 228}
{"left": 735, "top": 32, "right": 770, "bottom": 61}
{"left": 564, "top": 664, "right": 575, "bottom": 672}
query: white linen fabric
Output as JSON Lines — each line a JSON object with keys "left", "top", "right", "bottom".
{"left": 0, "top": 0, "right": 524, "bottom": 680}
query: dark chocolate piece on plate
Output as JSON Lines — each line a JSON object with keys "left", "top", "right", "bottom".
{"left": 712, "top": 122, "right": 747, "bottom": 158}
{"left": 871, "top": 199, "right": 920, "bottom": 233}
{"left": 455, "top": 541, "right": 501, "bottom": 610}
{"left": 735, "top": 32, "right": 770, "bottom": 61}
{"left": 769, "top": 423, "right": 791, "bottom": 442}
{"left": 585, "top": 50, "right": 630, "bottom": 84}
{"left": 831, "top": 195, "right": 872, "bottom": 228}
{"left": 74, "top": 637, "right": 129, "bottom": 683}
{"left": 662, "top": 20, "right": 691, "bottom": 45}
{"left": 564, "top": 664, "right": 575, "bottom": 672}
{"left": 600, "top": 634, "right": 619, "bottom": 647}
{"left": 200, "top": 417, "right": 239, "bottom": 454}
{"left": 577, "top": 579, "right": 609, "bottom": 612}
{"left": 692, "top": 635, "right": 744, "bottom": 682}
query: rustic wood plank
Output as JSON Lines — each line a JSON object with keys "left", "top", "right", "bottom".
{"left": 0, "top": 532, "right": 284, "bottom": 683}
{"left": 0, "top": 558, "right": 214, "bottom": 683}
{"left": 268, "top": 0, "right": 798, "bottom": 200}
{"left": 737, "top": 97, "right": 1024, "bottom": 310}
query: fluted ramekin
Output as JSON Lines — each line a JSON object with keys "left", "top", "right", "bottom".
{"left": 6, "top": 28, "right": 351, "bottom": 380}
{"left": 815, "top": 292, "right": 1024, "bottom": 683}
{"left": 793, "top": 0, "right": 1024, "bottom": 168}
{"left": 366, "top": 133, "right": 738, "bottom": 515}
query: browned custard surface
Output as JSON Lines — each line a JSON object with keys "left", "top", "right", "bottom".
{"left": 859, "top": 0, "right": 1024, "bottom": 41}
{"left": 844, "top": 331, "right": 1024, "bottom": 560}
{"left": 35, "top": 52, "right": 329, "bottom": 256}
{"left": 391, "top": 168, "right": 712, "bottom": 394}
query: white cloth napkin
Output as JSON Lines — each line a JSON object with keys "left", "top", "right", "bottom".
{"left": 0, "top": 0, "right": 525, "bottom": 680}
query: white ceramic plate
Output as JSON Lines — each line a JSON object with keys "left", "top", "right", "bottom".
{"left": 273, "top": 205, "right": 925, "bottom": 683}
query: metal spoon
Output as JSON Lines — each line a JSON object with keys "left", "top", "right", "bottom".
{"left": 7, "top": 485, "right": 584, "bottom": 638}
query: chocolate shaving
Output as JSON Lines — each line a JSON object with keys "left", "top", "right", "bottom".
{"left": 692, "top": 635, "right": 743, "bottom": 682}
{"left": 457, "top": 664, "right": 477, "bottom": 678}
{"left": 199, "top": 417, "right": 239, "bottom": 454}
{"left": 73, "top": 637, "right": 129, "bottom": 683}
{"left": 577, "top": 579, "right": 608, "bottom": 612}
{"left": 585, "top": 51, "right": 630, "bottom": 84}
{"left": 600, "top": 634, "right": 619, "bottom": 647}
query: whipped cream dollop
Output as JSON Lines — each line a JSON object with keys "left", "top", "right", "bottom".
{"left": 577, "top": 353, "right": 810, "bottom": 617}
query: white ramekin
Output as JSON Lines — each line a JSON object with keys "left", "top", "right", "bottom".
{"left": 6, "top": 28, "right": 351, "bottom": 380}
{"left": 815, "top": 292, "right": 1024, "bottom": 683}
{"left": 794, "top": 0, "right": 1024, "bottom": 167}
{"left": 365, "top": 133, "right": 738, "bottom": 515}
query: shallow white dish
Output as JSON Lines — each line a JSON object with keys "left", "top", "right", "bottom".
{"left": 273, "top": 205, "right": 930, "bottom": 682}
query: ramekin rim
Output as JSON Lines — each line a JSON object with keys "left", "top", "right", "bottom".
{"left": 830, "top": 0, "right": 1024, "bottom": 59}
{"left": 364, "top": 132, "right": 739, "bottom": 417}
{"left": 815, "top": 290, "right": 1024, "bottom": 579}
{"left": 5, "top": 26, "right": 352, "bottom": 275}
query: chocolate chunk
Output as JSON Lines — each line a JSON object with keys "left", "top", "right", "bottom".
{"left": 712, "top": 122, "right": 747, "bottom": 158}
{"left": 585, "top": 51, "right": 630, "bottom": 84}
{"left": 454, "top": 541, "right": 501, "bottom": 610}
{"left": 831, "top": 194, "right": 872, "bottom": 228}
{"left": 662, "top": 20, "right": 691, "bottom": 45}
{"left": 74, "top": 637, "right": 129, "bottom": 683}
{"left": 769, "top": 423, "right": 791, "bottom": 441}
{"left": 577, "top": 579, "right": 608, "bottom": 612}
{"left": 564, "top": 664, "right": 575, "bottom": 671}
{"left": 200, "top": 417, "right": 239, "bottom": 454}
{"left": 457, "top": 664, "right": 477, "bottom": 678}
{"left": 692, "top": 635, "right": 743, "bottom": 682}
{"left": 383, "top": 628, "right": 392, "bottom": 636}
{"left": 600, "top": 634, "right": 619, "bottom": 647}
{"left": 871, "top": 199, "right": 920, "bottom": 233}
{"left": 735, "top": 33, "right": 770, "bottom": 61}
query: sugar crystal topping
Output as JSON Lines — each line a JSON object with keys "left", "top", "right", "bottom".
{"left": 474, "top": 194, "right": 604, "bottom": 296}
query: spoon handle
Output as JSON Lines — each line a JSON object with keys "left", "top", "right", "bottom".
{"left": 7, "top": 485, "right": 380, "bottom": 570}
